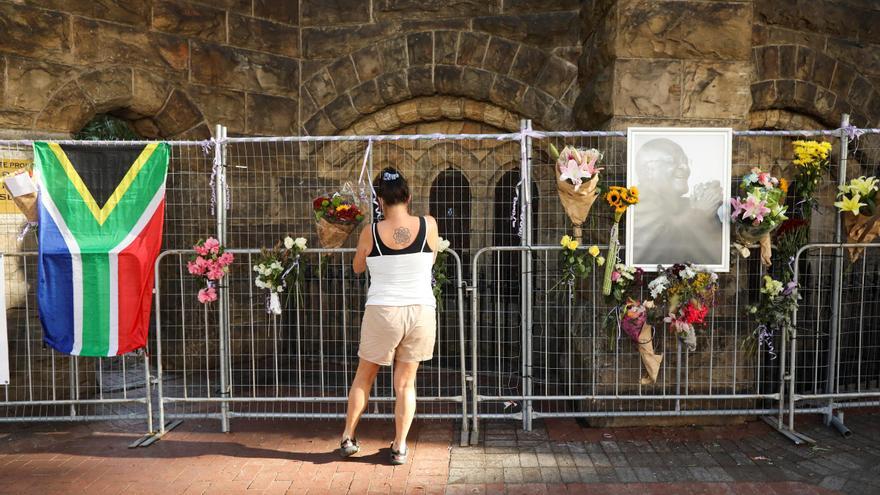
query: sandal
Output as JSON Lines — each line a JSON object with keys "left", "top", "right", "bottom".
{"left": 390, "top": 442, "right": 408, "bottom": 465}
{"left": 339, "top": 437, "right": 360, "bottom": 457}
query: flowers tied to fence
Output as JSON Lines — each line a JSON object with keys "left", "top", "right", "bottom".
{"left": 549, "top": 143, "right": 603, "bottom": 242}
{"left": 602, "top": 186, "right": 639, "bottom": 296}
{"left": 313, "top": 187, "right": 365, "bottom": 249}
{"left": 188, "top": 237, "right": 233, "bottom": 304}
{"left": 253, "top": 236, "right": 307, "bottom": 315}
{"left": 835, "top": 176, "right": 880, "bottom": 262}
{"left": 743, "top": 275, "right": 799, "bottom": 360}
{"left": 730, "top": 168, "right": 788, "bottom": 266}
{"left": 621, "top": 299, "right": 663, "bottom": 385}
{"left": 602, "top": 264, "right": 644, "bottom": 347}
{"left": 647, "top": 263, "right": 718, "bottom": 352}
{"left": 791, "top": 140, "right": 832, "bottom": 206}
{"left": 553, "top": 235, "right": 604, "bottom": 296}
{"left": 432, "top": 237, "right": 451, "bottom": 311}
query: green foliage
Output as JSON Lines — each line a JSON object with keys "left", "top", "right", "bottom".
{"left": 74, "top": 114, "right": 141, "bottom": 141}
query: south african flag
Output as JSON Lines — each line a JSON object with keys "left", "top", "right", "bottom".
{"left": 34, "top": 142, "right": 168, "bottom": 356}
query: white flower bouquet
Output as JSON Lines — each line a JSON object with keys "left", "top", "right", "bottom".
{"left": 254, "top": 236, "right": 307, "bottom": 315}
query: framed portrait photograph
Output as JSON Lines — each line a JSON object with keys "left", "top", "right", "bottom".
{"left": 625, "top": 127, "right": 732, "bottom": 272}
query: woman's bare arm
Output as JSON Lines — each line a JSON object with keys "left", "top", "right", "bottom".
{"left": 425, "top": 215, "right": 439, "bottom": 262}
{"left": 352, "top": 224, "right": 372, "bottom": 274}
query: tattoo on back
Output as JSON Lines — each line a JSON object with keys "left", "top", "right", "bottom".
{"left": 393, "top": 227, "right": 411, "bottom": 245}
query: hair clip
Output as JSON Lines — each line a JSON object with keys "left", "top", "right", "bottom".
{"left": 383, "top": 172, "right": 399, "bottom": 181}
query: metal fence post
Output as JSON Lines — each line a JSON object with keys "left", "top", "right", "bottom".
{"left": 519, "top": 120, "right": 534, "bottom": 431}
{"left": 824, "top": 114, "right": 850, "bottom": 427}
{"left": 215, "top": 124, "right": 231, "bottom": 432}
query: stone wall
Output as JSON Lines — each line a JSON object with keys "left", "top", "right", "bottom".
{"left": 0, "top": 0, "right": 581, "bottom": 139}
{"left": 577, "top": 0, "right": 880, "bottom": 130}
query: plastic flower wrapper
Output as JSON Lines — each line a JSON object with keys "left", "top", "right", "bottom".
{"left": 835, "top": 176, "right": 880, "bottom": 262}
{"left": 602, "top": 263, "right": 644, "bottom": 350}
{"left": 621, "top": 299, "right": 663, "bottom": 384}
{"left": 254, "top": 236, "right": 308, "bottom": 315}
{"left": 549, "top": 143, "right": 603, "bottom": 242}
{"left": 730, "top": 167, "right": 788, "bottom": 266}
{"left": 601, "top": 186, "right": 639, "bottom": 296}
{"left": 313, "top": 182, "right": 366, "bottom": 249}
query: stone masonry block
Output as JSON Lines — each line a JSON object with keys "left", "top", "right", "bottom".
{"left": 3, "top": 57, "right": 76, "bottom": 112}
{"left": 483, "top": 37, "right": 519, "bottom": 75}
{"left": 301, "top": 0, "right": 371, "bottom": 27}
{"left": 246, "top": 93, "right": 297, "bottom": 135}
{"left": 152, "top": 0, "right": 225, "bottom": 43}
{"left": 254, "top": 0, "right": 299, "bottom": 25}
{"left": 457, "top": 32, "right": 490, "bottom": 68}
{"left": 352, "top": 46, "right": 383, "bottom": 81}
{"left": 0, "top": 3, "right": 70, "bottom": 61}
{"left": 682, "top": 61, "right": 751, "bottom": 119}
{"left": 228, "top": 13, "right": 299, "bottom": 58}
{"left": 304, "top": 69, "right": 337, "bottom": 108}
{"left": 190, "top": 41, "right": 298, "bottom": 95}
{"left": 74, "top": 18, "right": 188, "bottom": 76}
{"left": 327, "top": 56, "right": 360, "bottom": 93}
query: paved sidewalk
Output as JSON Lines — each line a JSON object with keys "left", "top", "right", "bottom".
{"left": 0, "top": 413, "right": 878, "bottom": 494}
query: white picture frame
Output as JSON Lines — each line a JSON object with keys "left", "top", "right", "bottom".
{"left": 625, "top": 127, "right": 732, "bottom": 273}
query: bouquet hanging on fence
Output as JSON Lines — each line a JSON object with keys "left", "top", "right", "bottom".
{"left": 553, "top": 235, "right": 604, "bottom": 296}
{"left": 3, "top": 170, "right": 39, "bottom": 240}
{"left": 549, "top": 143, "right": 603, "bottom": 242}
{"left": 602, "top": 263, "right": 644, "bottom": 347}
{"left": 791, "top": 140, "right": 832, "bottom": 207}
{"left": 730, "top": 168, "right": 788, "bottom": 266}
{"left": 621, "top": 298, "right": 664, "bottom": 385}
{"left": 253, "top": 236, "right": 307, "bottom": 315}
{"left": 313, "top": 183, "right": 365, "bottom": 249}
{"left": 601, "top": 186, "right": 639, "bottom": 296}
{"left": 743, "top": 275, "right": 799, "bottom": 360}
{"left": 647, "top": 263, "right": 717, "bottom": 352}
{"left": 432, "top": 237, "right": 451, "bottom": 311}
{"left": 188, "top": 237, "right": 234, "bottom": 304}
{"left": 835, "top": 176, "right": 880, "bottom": 262}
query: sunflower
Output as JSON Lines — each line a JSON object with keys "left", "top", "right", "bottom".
{"left": 606, "top": 189, "right": 622, "bottom": 207}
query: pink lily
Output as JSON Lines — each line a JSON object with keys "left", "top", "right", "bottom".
{"left": 559, "top": 158, "right": 588, "bottom": 190}
{"left": 742, "top": 193, "right": 770, "bottom": 223}
{"left": 730, "top": 197, "right": 746, "bottom": 219}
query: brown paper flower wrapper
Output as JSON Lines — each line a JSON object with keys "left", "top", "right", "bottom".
{"left": 637, "top": 324, "right": 663, "bottom": 385}
{"left": 843, "top": 212, "right": 880, "bottom": 262}
{"left": 316, "top": 217, "right": 356, "bottom": 249}
{"left": 3, "top": 172, "right": 38, "bottom": 222}
{"left": 555, "top": 169, "right": 600, "bottom": 243}
{"left": 734, "top": 223, "right": 773, "bottom": 267}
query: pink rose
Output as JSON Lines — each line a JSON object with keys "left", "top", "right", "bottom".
{"left": 203, "top": 237, "right": 220, "bottom": 255}
{"left": 611, "top": 271, "right": 621, "bottom": 282}
{"left": 218, "top": 252, "right": 234, "bottom": 267}
{"left": 198, "top": 287, "right": 217, "bottom": 303}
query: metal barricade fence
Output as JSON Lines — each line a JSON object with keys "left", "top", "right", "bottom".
{"left": 469, "top": 245, "right": 785, "bottom": 442}
{"left": 154, "top": 247, "right": 469, "bottom": 442}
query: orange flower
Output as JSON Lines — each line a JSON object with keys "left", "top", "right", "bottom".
{"left": 779, "top": 177, "right": 789, "bottom": 195}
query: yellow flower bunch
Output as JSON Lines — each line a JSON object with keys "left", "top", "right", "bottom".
{"left": 560, "top": 235, "right": 579, "bottom": 251}
{"left": 606, "top": 186, "right": 639, "bottom": 215}
{"left": 792, "top": 140, "right": 832, "bottom": 168}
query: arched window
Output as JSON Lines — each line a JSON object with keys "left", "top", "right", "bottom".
{"left": 493, "top": 169, "right": 539, "bottom": 286}
{"left": 429, "top": 168, "right": 471, "bottom": 261}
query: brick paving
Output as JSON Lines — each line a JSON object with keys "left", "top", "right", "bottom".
{"left": 0, "top": 413, "right": 878, "bottom": 494}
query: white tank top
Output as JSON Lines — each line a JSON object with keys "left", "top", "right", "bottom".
{"left": 365, "top": 218, "right": 436, "bottom": 307}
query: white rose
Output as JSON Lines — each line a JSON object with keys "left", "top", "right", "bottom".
{"left": 294, "top": 237, "right": 307, "bottom": 250}
{"left": 438, "top": 237, "right": 450, "bottom": 252}
{"left": 284, "top": 236, "right": 294, "bottom": 249}
{"left": 253, "top": 265, "right": 261, "bottom": 272}
{"left": 255, "top": 279, "right": 266, "bottom": 289}
{"left": 276, "top": 285, "right": 283, "bottom": 292}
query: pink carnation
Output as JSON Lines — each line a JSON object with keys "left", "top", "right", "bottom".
{"left": 203, "top": 237, "right": 220, "bottom": 255}
{"left": 198, "top": 287, "right": 217, "bottom": 303}
{"left": 194, "top": 244, "right": 209, "bottom": 256}
{"left": 217, "top": 252, "right": 234, "bottom": 267}
{"left": 206, "top": 264, "right": 225, "bottom": 281}
{"left": 187, "top": 260, "right": 205, "bottom": 276}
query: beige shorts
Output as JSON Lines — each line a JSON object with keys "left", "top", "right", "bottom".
{"left": 359, "top": 305, "right": 436, "bottom": 366}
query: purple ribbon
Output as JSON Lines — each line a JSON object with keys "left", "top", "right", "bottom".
{"left": 840, "top": 124, "right": 865, "bottom": 142}
{"left": 17, "top": 221, "right": 36, "bottom": 242}
{"left": 756, "top": 324, "right": 777, "bottom": 360}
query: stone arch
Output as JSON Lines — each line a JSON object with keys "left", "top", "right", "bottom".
{"left": 751, "top": 44, "right": 880, "bottom": 128}
{"left": 300, "top": 30, "right": 580, "bottom": 136}
{"left": 33, "top": 67, "right": 209, "bottom": 139}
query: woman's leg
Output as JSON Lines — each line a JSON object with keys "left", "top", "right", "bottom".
{"left": 392, "top": 360, "right": 420, "bottom": 452}
{"left": 342, "top": 359, "right": 381, "bottom": 440}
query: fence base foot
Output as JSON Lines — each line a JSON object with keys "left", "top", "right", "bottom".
{"left": 132, "top": 420, "right": 184, "bottom": 448}
{"left": 760, "top": 416, "right": 815, "bottom": 445}
{"left": 459, "top": 429, "right": 469, "bottom": 447}
{"left": 828, "top": 413, "right": 852, "bottom": 438}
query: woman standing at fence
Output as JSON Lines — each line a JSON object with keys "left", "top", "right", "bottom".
{"left": 339, "top": 167, "right": 439, "bottom": 465}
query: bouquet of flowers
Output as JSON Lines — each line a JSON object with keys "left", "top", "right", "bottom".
{"left": 553, "top": 235, "right": 604, "bottom": 296}
{"left": 791, "top": 140, "right": 832, "bottom": 206}
{"left": 730, "top": 168, "right": 788, "bottom": 266}
{"left": 744, "top": 275, "right": 798, "bottom": 359}
{"left": 313, "top": 185, "right": 365, "bottom": 249}
{"left": 602, "top": 186, "right": 639, "bottom": 296}
{"left": 647, "top": 263, "right": 717, "bottom": 351}
{"left": 835, "top": 176, "right": 880, "bottom": 262}
{"left": 253, "top": 236, "right": 307, "bottom": 315}
{"left": 621, "top": 299, "right": 663, "bottom": 384}
{"left": 432, "top": 237, "right": 451, "bottom": 311}
{"left": 602, "top": 263, "right": 644, "bottom": 344}
{"left": 549, "top": 144, "right": 603, "bottom": 242}
{"left": 188, "top": 237, "right": 234, "bottom": 304}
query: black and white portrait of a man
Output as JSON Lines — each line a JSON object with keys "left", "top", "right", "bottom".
{"left": 625, "top": 128, "right": 732, "bottom": 272}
